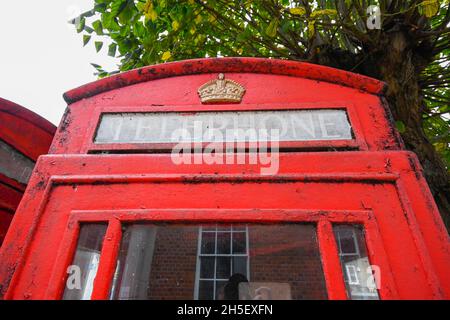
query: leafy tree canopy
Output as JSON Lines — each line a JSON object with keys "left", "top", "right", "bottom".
{"left": 72, "top": 0, "right": 450, "bottom": 226}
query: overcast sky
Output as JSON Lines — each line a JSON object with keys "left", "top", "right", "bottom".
{"left": 0, "top": 1, "right": 118, "bottom": 125}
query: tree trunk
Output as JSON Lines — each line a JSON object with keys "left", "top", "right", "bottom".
{"left": 375, "top": 31, "right": 450, "bottom": 231}
{"left": 313, "top": 31, "right": 450, "bottom": 232}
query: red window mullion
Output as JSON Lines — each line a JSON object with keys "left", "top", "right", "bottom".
{"left": 45, "top": 220, "right": 81, "bottom": 299}
{"left": 317, "top": 219, "right": 347, "bottom": 300}
{"left": 61, "top": 213, "right": 356, "bottom": 300}
{"left": 90, "top": 219, "right": 122, "bottom": 300}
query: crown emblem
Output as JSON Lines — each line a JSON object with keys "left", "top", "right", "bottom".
{"left": 198, "top": 73, "right": 245, "bottom": 104}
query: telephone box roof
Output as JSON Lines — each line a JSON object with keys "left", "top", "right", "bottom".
{"left": 63, "top": 57, "right": 387, "bottom": 104}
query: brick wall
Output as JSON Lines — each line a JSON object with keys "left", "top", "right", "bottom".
{"left": 147, "top": 226, "right": 198, "bottom": 299}
{"left": 248, "top": 225, "right": 327, "bottom": 300}
{"left": 141, "top": 224, "right": 327, "bottom": 300}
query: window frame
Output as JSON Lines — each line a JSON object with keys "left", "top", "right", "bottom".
{"left": 345, "top": 264, "right": 360, "bottom": 285}
{"left": 46, "top": 208, "right": 396, "bottom": 300}
{"left": 194, "top": 225, "right": 250, "bottom": 300}
{"left": 335, "top": 225, "right": 381, "bottom": 299}
{"left": 336, "top": 228, "right": 360, "bottom": 257}
{"left": 80, "top": 102, "right": 368, "bottom": 154}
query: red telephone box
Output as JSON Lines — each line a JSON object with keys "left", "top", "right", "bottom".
{"left": 0, "top": 58, "right": 448, "bottom": 300}
{"left": 0, "top": 98, "right": 55, "bottom": 246}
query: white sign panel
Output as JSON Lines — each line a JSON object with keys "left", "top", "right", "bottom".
{"left": 95, "top": 109, "right": 353, "bottom": 144}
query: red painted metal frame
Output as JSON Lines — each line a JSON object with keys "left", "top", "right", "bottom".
{"left": 44, "top": 209, "right": 396, "bottom": 300}
{"left": 63, "top": 58, "right": 386, "bottom": 104}
{"left": 50, "top": 59, "right": 401, "bottom": 155}
{"left": 1, "top": 151, "right": 448, "bottom": 299}
{"left": 85, "top": 102, "right": 367, "bottom": 153}
{"left": 1, "top": 58, "right": 448, "bottom": 301}
{"left": 0, "top": 98, "right": 56, "bottom": 246}
{"left": 0, "top": 97, "right": 55, "bottom": 160}
{"left": 51, "top": 82, "right": 399, "bottom": 155}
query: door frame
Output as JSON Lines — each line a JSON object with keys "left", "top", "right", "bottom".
{"left": 45, "top": 208, "right": 397, "bottom": 300}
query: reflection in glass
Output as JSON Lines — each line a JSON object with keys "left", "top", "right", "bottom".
{"left": 216, "top": 232, "right": 231, "bottom": 254}
{"left": 200, "top": 257, "right": 214, "bottom": 279}
{"left": 198, "top": 281, "right": 213, "bottom": 300}
{"left": 109, "top": 223, "right": 327, "bottom": 300}
{"left": 232, "top": 232, "right": 246, "bottom": 254}
{"left": 62, "top": 224, "right": 107, "bottom": 300}
{"left": 200, "top": 232, "right": 215, "bottom": 254}
{"left": 0, "top": 139, "right": 35, "bottom": 184}
{"left": 198, "top": 225, "right": 249, "bottom": 300}
{"left": 232, "top": 256, "right": 247, "bottom": 276}
{"left": 333, "top": 225, "right": 380, "bottom": 300}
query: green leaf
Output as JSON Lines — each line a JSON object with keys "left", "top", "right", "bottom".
{"left": 84, "top": 26, "right": 95, "bottom": 34}
{"left": 290, "top": 7, "right": 306, "bottom": 15}
{"left": 119, "top": 1, "right": 136, "bottom": 24}
{"left": 90, "top": 63, "right": 101, "bottom": 70}
{"left": 162, "top": 51, "right": 172, "bottom": 61}
{"left": 83, "top": 35, "right": 91, "bottom": 46}
{"left": 266, "top": 18, "right": 278, "bottom": 38}
{"left": 92, "top": 20, "right": 104, "bottom": 35}
{"left": 111, "top": 0, "right": 128, "bottom": 17}
{"left": 419, "top": 0, "right": 440, "bottom": 17}
{"left": 108, "top": 43, "right": 117, "bottom": 57}
{"left": 94, "top": 3, "right": 108, "bottom": 13}
{"left": 76, "top": 17, "right": 85, "bottom": 33}
{"left": 172, "top": 20, "right": 180, "bottom": 31}
{"left": 395, "top": 121, "right": 406, "bottom": 133}
{"left": 95, "top": 41, "right": 104, "bottom": 52}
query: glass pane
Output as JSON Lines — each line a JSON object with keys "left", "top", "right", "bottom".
{"left": 62, "top": 224, "right": 107, "bottom": 300}
{"left": 110, "top": 223, "right": 327, "bottom": 300}
{"left": 201, "top": 232, "right": 215, "bottom": 254}
{"left": 337, "top": 228, "right": 358, "bottom": 255}
{"left": 95, "top": 110, "right": 353, "bottom": 144}
{"left": 215, "top": 280, "right": 228, "bottom": 300}
{"left": 333, "top": 225, "right": 380, "bottom": 300}
{"left": 232, "top": 232, "right": 246, "bottom": 254}
{"left": 216, "top": 257, "right": 231, "bottom": 279}
{"left": 216, "top": 232, "right": 231, "bottom": 254}
{"left": 232, "top": 256, "right": 247, "bottom": 276}
{"left": 0, "top": 139, "right": 35, "bottom": 184}
{"left": 110, "top": 224, "right": 199, "bottom": 300}
{"left": 198, "top": 281, "right": 214, "bottom": 300}
{"left": 247, "top": 224, "right": 326, "bottom": 300}
{"left": 200, "top": 257, "right": 215, "bottom": 279}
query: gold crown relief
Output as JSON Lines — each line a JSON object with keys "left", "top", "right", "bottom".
{"left": 198, "top": 73, "right": 246, "bottom": 104}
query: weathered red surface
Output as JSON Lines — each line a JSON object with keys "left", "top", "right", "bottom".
{"left": 0, "top": 152, "right": 448, "bottom": 299}
{"left": 51, "top": 65, "right": 400, "bottom": 156}
{"left": 0, "top": 98, "right": 56, "bottom": 246}
{"left": 0, "top": 98, "right": 55, "bottom": 159}
{"left": 0, "top": 58, "right": 448, "bottom": 300}
{"left": 63, "top": 57, "right": 387, "bottom": 104}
